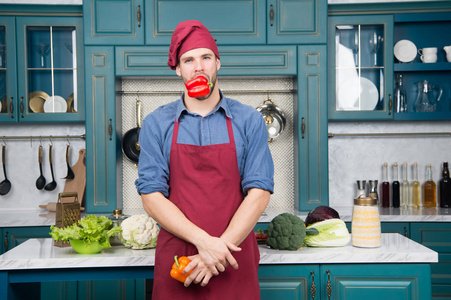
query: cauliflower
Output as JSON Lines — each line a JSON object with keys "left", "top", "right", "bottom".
{"left": 120, "top": 214, "right": 159, "bottom": 249}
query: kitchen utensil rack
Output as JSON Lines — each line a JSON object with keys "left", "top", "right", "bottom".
{"left": 1, "top": 134, "right": 85, "bottom": 145}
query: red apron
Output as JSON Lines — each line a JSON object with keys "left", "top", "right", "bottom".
{"left": 152, "top": 116, "right": 260, "bottom": 300}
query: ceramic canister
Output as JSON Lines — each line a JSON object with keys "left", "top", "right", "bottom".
{"left": 351, "top": 195, "right": 381, "bottom": 248}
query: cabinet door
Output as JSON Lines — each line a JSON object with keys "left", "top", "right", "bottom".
{"left": 259, "top": 265, "right": 319, "bottom": 300}
{"left": 3, "top": 227, "right": 50, "bottom": 252}
{"left": 15, "top": 16, "right": 85, "bottom": 122}
{"left": 411, "top": 222, "right": 451, "bottom": 300}
{"left": 322, "top": 264, "right": 431, "bottom": 300}
{"left": 146, "top": 0, "right": 265, "bottom": 45}
{"left": 267, "top": 0, "right": 327, "bottom": 45}
{"left": 85, "top": 46, "right": 120, "bottom": 213}
{"left": 328, "top": 15, "right": 394, "bottom": 120}
{"left": 0, "top": 17, "right": 17, "bottom": 123}
{"left": 83, "top": 0, "right": 145, "bottom": 45}
{"left": 381, "top": 222, "right": 409, "bottom": 238}
{"left": 296, "top": 45, "right": 328, "bottom": 211}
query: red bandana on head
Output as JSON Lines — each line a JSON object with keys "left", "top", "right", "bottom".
{"left": 167, "top": 20, "right": 220, "bottom": 70}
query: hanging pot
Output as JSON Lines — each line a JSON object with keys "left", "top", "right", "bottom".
{"left": 122, "top": 100, "right": 142, "bottom": 163}
{"left": 256, "top": 98, "right": 286, "bottom": 143}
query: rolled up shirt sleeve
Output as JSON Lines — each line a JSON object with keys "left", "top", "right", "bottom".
{"left": 240, "top": 108, "right": 275, "bottom": 194}
{"left": 135, "top": 111, "right": 171, "bottom": 197}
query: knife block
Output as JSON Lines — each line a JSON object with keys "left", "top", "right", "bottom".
{"left": 54, "top": 192, "right": 81, "bottom": 247}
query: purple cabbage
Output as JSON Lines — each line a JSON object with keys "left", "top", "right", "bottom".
{"left": 304, "top": 206, "right": 340, "bottom": 227}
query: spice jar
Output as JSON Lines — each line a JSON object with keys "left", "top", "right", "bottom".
{"left": 108, "top": 209, "right": 128, "bottom": 246}
{"left": 351, "top": 195, "right": 381, "bottom": 248}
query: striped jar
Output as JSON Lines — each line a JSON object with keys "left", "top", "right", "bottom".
{"left": 351, "top": 195, "right": 381, "bottom": 248}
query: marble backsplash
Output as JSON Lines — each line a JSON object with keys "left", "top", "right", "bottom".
{"left": 0, "top": 123, "right": 85, "bottom": 210}
{"left": 328, "top": 120, "right": 451, "bottom": 207}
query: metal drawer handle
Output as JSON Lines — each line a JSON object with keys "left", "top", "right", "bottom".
{"left": 389, "top": 94, "right": 392, "bottom": 115}
{"left": 9, "top": 97, "right": 13, "bottom": 119}
{"left": 310, "top": 270, "right": 316, "bottom": 299}
{"left": 301, "top": 117, "right": 305, "bottom": 139}
{"left": 4, "top": 231, "right": 8, "bottom": 251}
{"left": 20, "top": 96, "right": 24, "bottom": 118}
{"left": 108, "top": 119, "right": 113, "bottom": 141}
{"left": 270, "top": 4, "right": 274, "bottom": 27}
{"left": 137, "top": 5, "right": 141, "bottom": 27}
{"left": 326, "top": 270, "right": 332, "bottom": 300}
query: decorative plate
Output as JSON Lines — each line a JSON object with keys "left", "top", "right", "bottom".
{"left": 44, "top": 95, "right": 67, "bottom": 113}
{"left": 394, "top": 40, "right": 417, "bottom": 63}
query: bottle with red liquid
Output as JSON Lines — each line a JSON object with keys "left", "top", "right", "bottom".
{"left": 381, "top": 162, "right": 390, "bottom": 207}
{"left": 392, "top": 162, "right": 400, "bottom": 208}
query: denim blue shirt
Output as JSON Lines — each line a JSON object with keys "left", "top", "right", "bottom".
{"left": 135, "top": 92, "right": 274, "bottom": 197}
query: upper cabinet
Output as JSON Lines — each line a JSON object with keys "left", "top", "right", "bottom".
{"left": 84, "top": 0, "right": 326, "bottom": 46}
{"left": 0, "top": 15, "right": 84, "bottom": 123}
{"left": 328, "top": 14, "right": 394, "bottom": 120}
{"left": 393, "top": 12, "right": 451, "bottom": 121}
{"left": 83, "top": 0, "right": 145, "bottom": 45}
{"left": 267, "top": 0, "right": 327, "bottom": 45}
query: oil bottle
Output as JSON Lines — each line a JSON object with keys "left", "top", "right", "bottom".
{"left": 411, "top": 162, "right": 421, "bottom": 207}
{"left": 423, "top": 164, "right": 437, "bottom": 207}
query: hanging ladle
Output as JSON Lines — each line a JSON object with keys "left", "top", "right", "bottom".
{"left": 63, "top": 144, "right": 74, "bottom": 179}
{"left": 44, "top": 144, "right": 57, "bottom": 191}
{"left": 0, "top": 145, "right": 12, "bottom": 196}
{"left": 35, "top": 145, "right": 46, "bottom": 190}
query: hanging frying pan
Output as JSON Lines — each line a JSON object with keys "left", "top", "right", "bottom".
{"left": 122, "top": 99, "right": 142, "bottom": 163}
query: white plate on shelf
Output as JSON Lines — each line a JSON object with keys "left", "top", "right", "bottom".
{"left": 394, "top": 40, "right": 417, "bottom": 63}
{"left": 337, "top": 77, "right": 379, "bottom": 111}
{"left": 44, "top": 95, "right": 67, "bottom": 113}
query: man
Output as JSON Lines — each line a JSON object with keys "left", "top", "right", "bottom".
{"left": 135, "top": 20, "right": 274, "bottom": 299}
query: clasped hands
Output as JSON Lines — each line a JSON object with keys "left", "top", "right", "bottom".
{"left": 182, "top": 236, "right": 241, "bottom": 287}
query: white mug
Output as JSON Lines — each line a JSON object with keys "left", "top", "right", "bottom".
{"left": 418, "top": 47, "right": 438, "bottom": 56}
{"left": 420, "top": 54, "right": 437, "bottom": 63}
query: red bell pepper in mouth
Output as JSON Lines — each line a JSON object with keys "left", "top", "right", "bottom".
{"left": 185, "top": 76, "right": 213, "bottom": 98}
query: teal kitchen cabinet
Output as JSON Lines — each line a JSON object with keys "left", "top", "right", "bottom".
{"left": 411, "top": 222, "right": 451, "bottom": 300}
{"left": 267, "top": 0, "right": 327, "bottom": 45}
{"left": 323, "top": 264, "right": 431, "bottom": 300}
{"left": 83, "top": 0, "right": 145, "bottom": 45}
{"left": 328, "top": 14, "right": 394, "bottom": 121}
{"left": 345, "top": 222, "right": 410, "bottom": 238}
{"left": 259, "top": 265, "right": 319, "bottom": 300}
{"left": 296, "top": 45, "right": 328, "bottom": 211}
{"left": 146, "top": 0, "right": 266, "bottom": 45}
{"left": 84, "top": 46, "right": 120, "bottom": 213}
{"left": 85, "top": 0, "right": 326, "bottom": 46}
{"left": 259, "top": 263, "right": 431, "bottom": 299}
{"left": 1, "top": 226, "right": 50, "bottom": 254}
{"left": 0, "top": 15, "right": 84, "bottom": 123}
{"left": 393, "top": 12, "right": 451, "bottom": 121}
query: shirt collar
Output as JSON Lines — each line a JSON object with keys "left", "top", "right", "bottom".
{"left": 175, "top": 90, "right": 233, "bottom": 120}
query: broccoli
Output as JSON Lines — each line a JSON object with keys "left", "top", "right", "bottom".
{"left": 267, "top": 213, "right": 306, "bottom": 250}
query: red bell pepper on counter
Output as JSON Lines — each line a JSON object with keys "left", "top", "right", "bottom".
{"left": 170, "top": 255, "right": 193, "bottom": 283}
{"left": 185, "top": 76, "right": 213, "bottom": 98}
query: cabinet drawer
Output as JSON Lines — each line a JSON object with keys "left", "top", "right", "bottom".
{"left": 115, "top": 45, "right": 297, "bottom": 76}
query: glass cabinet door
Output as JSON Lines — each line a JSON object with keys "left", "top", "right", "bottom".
{"left": 328, "top": 15, "right": 394, "bottom": 120}
{"left": 16, "top": 16, "right": 84, "bottom": 122}
{"left": 0, "top": 17, "right": 17, "bottom": 122}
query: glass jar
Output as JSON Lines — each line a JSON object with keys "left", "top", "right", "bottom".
{"left": 108, "top": 209, "right": 128, "bottom": 246}
{"left": 352, "top": 195, "right": 381, "bottom": 248}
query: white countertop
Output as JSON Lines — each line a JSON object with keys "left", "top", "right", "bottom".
{"left": 0, "top": 205, "right": 450, "bottom": 228}
{"left": 0, "top": 234, "right": 437, "bottom": 271}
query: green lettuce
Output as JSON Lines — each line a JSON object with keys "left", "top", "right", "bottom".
{"left": 304, "top": 218, "right": 350, "bottom": 247}
{"left": 50, "top": 215, "right": 122, "bottom": 249}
